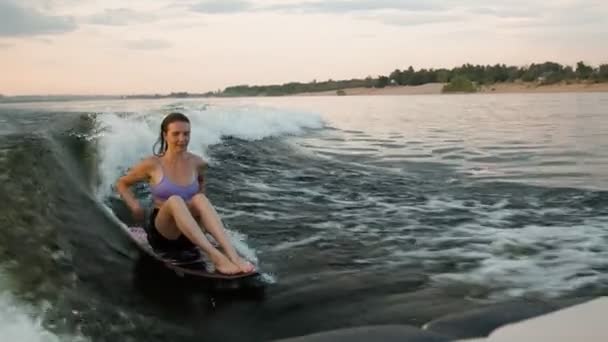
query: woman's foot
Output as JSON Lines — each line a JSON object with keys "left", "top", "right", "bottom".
{"left": 230, "top": 257, "right": 256, "bottom": 273}
{"left": 210, "top": 253, "right": 241, "bottom": 275}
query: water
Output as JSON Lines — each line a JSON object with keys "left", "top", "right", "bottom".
{"left": 0, "top": 93, "right": 607, "bottom": 341}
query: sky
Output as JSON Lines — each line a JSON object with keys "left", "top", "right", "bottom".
{"left": 1, "top": 0, "right": 607, "bottom": 95}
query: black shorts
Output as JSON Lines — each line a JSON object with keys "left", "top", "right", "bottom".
{"left": 146, "top": 208, "right": 196, "bottom": 252}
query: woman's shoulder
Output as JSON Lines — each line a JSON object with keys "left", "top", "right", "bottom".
{"left": 121, "top": 155, "right": 159, "bottom": 180}
{"left": 136, "top": 155, "right": 160, "bottom": 170}
{"left": 187, "top": 152, "right": 208, "bottom": 170}
{"left": 187, "top": 152, "right": 206, "bottom": 164}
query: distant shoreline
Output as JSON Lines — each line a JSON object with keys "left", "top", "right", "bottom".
{"left": 2, "top": 82, "right": 607, "bottom": 104}
{"left": 289, "top": 82, "right": 608, "bottom": 96}
{"left": 3, "top": 60, "right": 607, "bottom": 100}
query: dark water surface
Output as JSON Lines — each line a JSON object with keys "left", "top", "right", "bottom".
{"left": 0, "top": 93, "right": 607, "bottom": 341}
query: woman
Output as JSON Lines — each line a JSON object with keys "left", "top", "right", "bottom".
{"left": 116, "top": 112, "right": 255, "bottom": 275}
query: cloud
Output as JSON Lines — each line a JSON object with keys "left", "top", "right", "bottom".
{"left": 86, "top": 8, "right": 157, "bottom": 26}
{"left": 483, "top": 1, "right": 608, "bottom": 32}
{"left": 186, "top": 0, "right": 441, "bottom": 15}
{"left": 259, "top": 0, "right": 608, "bottom": 32}
{"left": 372, "top": 12, "right": 462, "bottom": 26}
{"left": 0, "top": 0, "right": 76, "bottom": 36}
{"left": 546, "top": 2, "right": 608, "bottom": 27}
{"left": 265, "top": 0, "right": 442, "bottom": 13}
{"left": 125, "top": 39, "right": 172, "bottom": 50}
{"left": 461, "top": 0, "right": 607, "bottom": 26}
{"left": 470, "top": 6, "right": 539, "bottom": 19}
{"left": 190, "top": 0, "right": 252, "bottom": 14}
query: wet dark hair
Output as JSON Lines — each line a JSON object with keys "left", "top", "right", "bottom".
{"left": 153, "top": 112, "right": 190, "bottom": 156}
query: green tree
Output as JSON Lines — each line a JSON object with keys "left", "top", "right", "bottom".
{"left": 506, "top": 66, "right": 522, "bottom": 81}
{"left": 598, "top": 64, "right": 608, "bottom": 80}
{"left": 214, "top": 60, "right": 608, "bottom": 97}
{"left": 576, "top": 61, "right": 594, "bottom": 79}
{"left": 375, "top": 76, "right": 389, "bottom": 88}
{"left": 442, "top": 76, "right": 477, "bottom": 93}
{"left": 402, "top": 66, "right": 415, "bottom": 85}
{"left": 563, "top": 66, "right": 576, "bottom": 81}
{"left": 389, "top": 69, "right": 401, "bottom": 84}
{"left": 436, "top": 69, "right": 450, "bottom": 83}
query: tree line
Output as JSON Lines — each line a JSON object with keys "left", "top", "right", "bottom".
{"left": 218, "top": 61, "right": 608, "bottom": 96}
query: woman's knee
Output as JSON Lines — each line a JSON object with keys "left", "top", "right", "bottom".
{"left": 191, "top": 193, "right": 208, "bottom": 202}
{"left": 190, "top": 193, "right": 209, "bottom": 207}
{"left": 166, "top": 195, "right": 187, "bottom": 209}
{"left": 153, "top": 204, "right": 181, "bottom": 239}
{"left": 165, "top": 195, "right": 201, "bottom": 221}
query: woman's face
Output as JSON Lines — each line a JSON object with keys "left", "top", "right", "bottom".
{"left": 164, "top": 121, "right": 190, "bottom": 151}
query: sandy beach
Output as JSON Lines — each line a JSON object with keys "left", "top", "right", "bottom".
{"left": 479, "top": 82, "right": 608, "bottom": 94}
{"left": 291, "top": 82, "right": 608, "bottom": 96}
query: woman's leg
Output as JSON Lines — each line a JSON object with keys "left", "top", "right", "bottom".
{"left": 189, "top": 193, "right": 255, "bottom": 273}
{"left": 154, "top": 195, "right": 241, "bottom": 274}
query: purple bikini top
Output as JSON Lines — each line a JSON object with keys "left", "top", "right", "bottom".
{"left": 150, "top": 168, "right": 199, "bottom": 201}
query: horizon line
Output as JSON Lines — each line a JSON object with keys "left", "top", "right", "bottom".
{"left": 2, "top": 59, "right": 606, "bottom": 97}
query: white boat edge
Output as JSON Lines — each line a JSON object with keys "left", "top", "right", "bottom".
{"left": 457, "top": 296, "right": 608, "bottom": 342}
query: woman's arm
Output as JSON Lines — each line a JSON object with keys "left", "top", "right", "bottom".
{"left": 195, "top": 155, "right": 208, "bottom": 194}
{"left": 116, "top": 157, "right": 154, "bottom": 218}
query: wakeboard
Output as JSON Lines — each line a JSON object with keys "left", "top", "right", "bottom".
{"left": 122, "top": 225, "right": 258, "bottom": 280}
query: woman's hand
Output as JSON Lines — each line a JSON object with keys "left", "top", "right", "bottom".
{"left": 116, "top": 157, "right": 154, "bottom": 224}
{"left": 131, "top": 204, "right": 145, "bottom": 223}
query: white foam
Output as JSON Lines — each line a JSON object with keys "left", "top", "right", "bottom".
{"left": 0, "top": 270, "right": 88, "bottom": 342}
{"left": 392, "top": 195, "right": 608, "bottom": 299}
{"left": 93, "top": 112, "right": 158, "bottom": 200}
{"left": 90, "top": 102, "right": 322, "bottom": 276}
{"left": 93, "top": 102, "right": 323, "bottom": 199}
{"left": 88, "top": 102, "right": 323, "bottom": 282}
{"left": 196, "top": 104, "right": 324, "bottom": 141}
{"left": 270, "top": 235, "right": 324, "bottom": 252}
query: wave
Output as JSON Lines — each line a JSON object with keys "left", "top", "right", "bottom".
{"left": 0, "top": 266, "right": 88, "bottom": 342}
{"left": 93, "top": 103, "right": 324, "bottom": 198}
{"left": 0, "top": 103, "right": 322, "bottom": 340}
